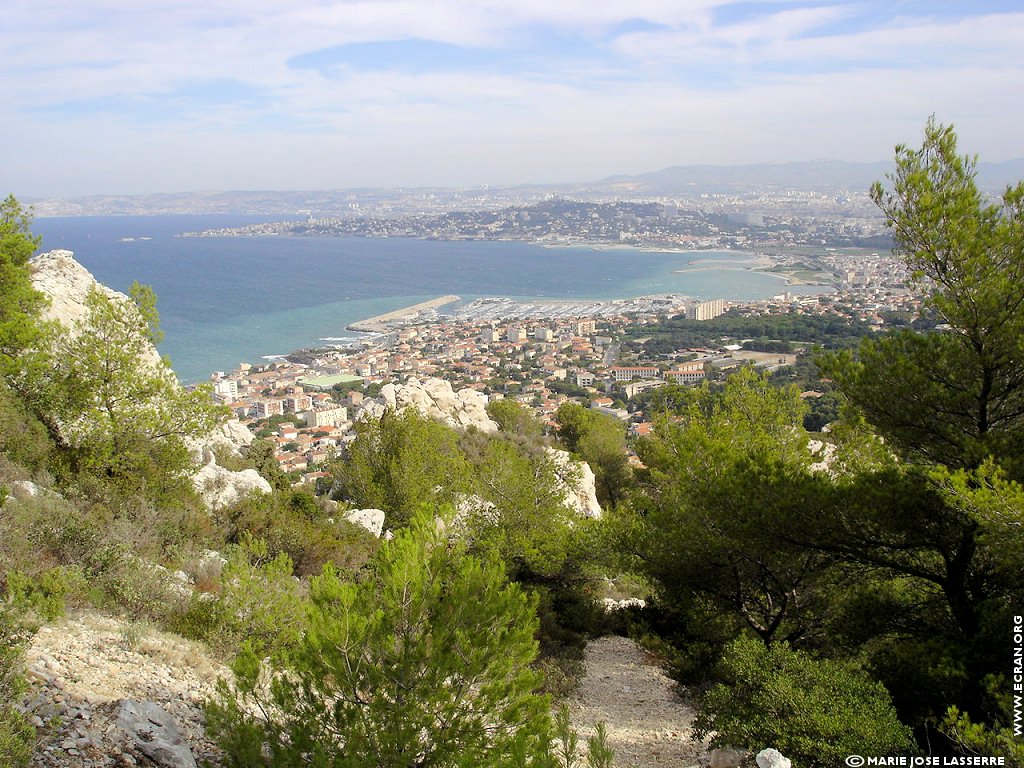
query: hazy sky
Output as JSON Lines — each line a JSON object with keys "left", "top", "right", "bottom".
{"left": 4, "top": 0, "right": 1022, "bottom": 196}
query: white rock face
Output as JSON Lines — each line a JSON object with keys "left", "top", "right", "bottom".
{"left": 344, "top": 508, "right": 386, "bottom": 538}
{"left": 186, "top": 418, "right": 257, "bottom": 465}
{"left": 31, "top": 250, "right": 161, "bottom": 367}
{"left": 30, "top": 250, "right": 270, "bottom": 511}
{"left": 546, "top": 448, "right": 602, "bottom": 519}
{"left": 357, "top": 377, "right": 498, "bottom": 433}
{"left": 600, "top": 597, "right": 647, "bottom": 611}
{"left": 193, "top": 462, "right": 271, "bottom": 510}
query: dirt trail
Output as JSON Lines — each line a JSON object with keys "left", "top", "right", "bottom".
{"left": 568, "top": 635, "right": 706, "bottom": 768}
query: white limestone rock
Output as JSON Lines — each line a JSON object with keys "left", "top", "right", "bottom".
{"left": 546, "top": 448, "right": 602, "bottom": 519}
{"left": 357, "top": 377, "right": 498, "bottom": 433}
{"left": 193, "top": 463, "right": 271, "bottom": 510}
{"left": 31, "top": 249, "right": 270, "bottom": 511}
{"left": 756, "top": 748, "right": 792, "bottom": 768}
{"left": 186, "top": 418, "right": 257, "bottom": 464}
{"left": 344, "top": 508, "right": 386, "bottom": 538}
{"left": 31, "top": 250, "right": 161, "bottom": 368}
{"left": 600, "top": 597, "right": 647, "bottom": 612}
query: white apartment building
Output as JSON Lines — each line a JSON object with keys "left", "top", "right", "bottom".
{"left": 687, "top": 299, "right": 726, "bottom": 321}
{"left": 609, "top": 366, "right": 660, "bottom": 382}
{"left": 306, "top": 406, "right": 348, "bottom": 428}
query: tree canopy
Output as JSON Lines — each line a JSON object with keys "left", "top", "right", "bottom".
{"left": 824, "top": 118, "right": 1024, "bottom": 476}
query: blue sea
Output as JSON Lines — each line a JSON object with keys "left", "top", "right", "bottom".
{"left": 33, "top": 215, "right": 816, "bottom": 384}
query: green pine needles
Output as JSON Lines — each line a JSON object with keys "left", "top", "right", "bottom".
{"left": 207, "top": 508, "right": 558, "bottom": 768}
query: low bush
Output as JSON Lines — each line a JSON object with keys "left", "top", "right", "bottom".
{"left": 694, "top": 634, "right": 914, "bottom": 767}
{"left": 171, "top": 536, "right": 306, "bottom": 656}
{"left": 0, "top": 607, "right": 34, "bottom": 768}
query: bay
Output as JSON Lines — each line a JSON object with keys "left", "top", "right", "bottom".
{"left": 33, "top": 215, "right": 807, "bottom": 384}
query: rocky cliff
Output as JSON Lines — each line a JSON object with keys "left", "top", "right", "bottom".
{"left": 29, "top": 250, "right": 271, "bottom": 507}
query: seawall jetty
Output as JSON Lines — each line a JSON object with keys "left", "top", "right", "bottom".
{"left": 347, "top": 295, "right": 460, "bottom": 332}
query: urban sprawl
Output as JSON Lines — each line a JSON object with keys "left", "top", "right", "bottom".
{"left": 202, "top": 221, "right": 919, "bottom": 481}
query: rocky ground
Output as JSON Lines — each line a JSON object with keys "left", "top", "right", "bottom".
{"left": 19, "top": 613, "right": 710, "bottom": 768}
{"left": 21, "top": 613, "right": 226, "bottom": 768}
{"left": 568, "top": 635, "right": 707, "bottom": 767}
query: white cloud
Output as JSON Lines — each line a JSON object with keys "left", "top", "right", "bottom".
{"left": 2, "top": 1, "right": 1023, "bottom": 195}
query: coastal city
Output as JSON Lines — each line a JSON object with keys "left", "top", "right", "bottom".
{"left": 186, "top": 196, "right": 891, "bottom": 252}
{"left": 206, "top": 240, "right": 921, "bottom": 480}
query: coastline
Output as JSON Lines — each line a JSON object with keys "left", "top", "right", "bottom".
{"left": 347, "top": 295, "right": 461, "bottom": 332}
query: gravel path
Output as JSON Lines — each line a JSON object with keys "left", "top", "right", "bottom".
{"left": 568, "top": 635, "right": 706, "bottom": 768}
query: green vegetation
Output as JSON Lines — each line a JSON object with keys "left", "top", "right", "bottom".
{"left": 624, "top": 310, "right": 873, "bottom": 358}
{"left": 1, "top": 119, "right": 1021, "bottom": 766}
{"left": 554, "top": 403, "right": 632, "bottom": 507}
{"left": 694, "top": 635, "right": 913, "bottom": 767}
{"left": 0, "top": 607, "right": 33, "bottom": 768}
{"left": 208, "top": 510, "right": 557, "bottom": 768}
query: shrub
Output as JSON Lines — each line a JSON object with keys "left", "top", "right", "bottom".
{"left": 5, "top": 567, "right": 80, "bottom": 623}
{"left": 694, "top": 634, "right": 914, "bottom": 767}
{"left": 0, "top": 607, "right": 34, "bottom": 768}
{"left": 206, "top": 509, "right": 556, "bottom": 767}
{"left": 171, "top": 536, "right": 305, "bottom": 656}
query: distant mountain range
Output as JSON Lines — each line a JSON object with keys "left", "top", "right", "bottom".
{"left": 588, "top": 158, "right": 1024, "bottom": 195}
{"left": 28, "top": 159, "right": 1024, "bottom": 217}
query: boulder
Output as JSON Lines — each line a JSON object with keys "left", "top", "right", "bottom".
{"left": 193, "top": 463, "right": 271, "bottom": 510}
{"left": 187, "top": 418, "right": 257, "bottom": 464}
{"left": 344, "top": 508, "right": 386, "bottom": 538}
{"left": 600, "top": 597, "right": 647, "bottom": 612}
{"left": 546, "top": 448, "right": 602, "bottom": 519}
{"left": 116, "top": 700, "right": 197, "bottom": 768}
{"left": 708, "top": 747, "right": 745, "bottom": 768}
{"left": 358, "top": 377, "right": 498, "bottom": 433}
{"left": 756, "top": 748, "right": 792, "bottom": 768}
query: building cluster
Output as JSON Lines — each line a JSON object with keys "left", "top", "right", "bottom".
{"left": 204, "top": 249, "right": 924, "bottom": 482}
{"left": 210, "top": 366, "right": 357, "bottom": 478}
{"left": 193, "top": 196, "right": 890, "bottom": 252}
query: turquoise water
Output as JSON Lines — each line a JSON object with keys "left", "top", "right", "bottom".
{"left": 33, "top": 215, "right": 815, "bottom": 383}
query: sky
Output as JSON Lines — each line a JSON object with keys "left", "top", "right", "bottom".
{"left": 3, "top": 0, "right": 1023, "bottom": 197}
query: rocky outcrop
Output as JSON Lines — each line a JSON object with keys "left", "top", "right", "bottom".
{"left": 756, "top": 748, "right": 792, "bottom": 768}
{"left": 116, "top": 700, "right": 198, "bottom": 768}
{"left": 30, "top": 250, "right": 268, "bottom": 511}
{"left": 187, "top": 419, "right": 256, "bottom": 465}
{"left": 344, "top": 508, "right": 386, "bottom": 538}
{"left": 357, "top": 377, "right": 498, "bottom": 433}
{"left": 30, "top": 251, "right": 160, "bottom": 368}
{"left": 192, "top": 461, "right": 271, "bottom": 510}
{"left": 546, "top": 448, "right": 602, "bottom": 519}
